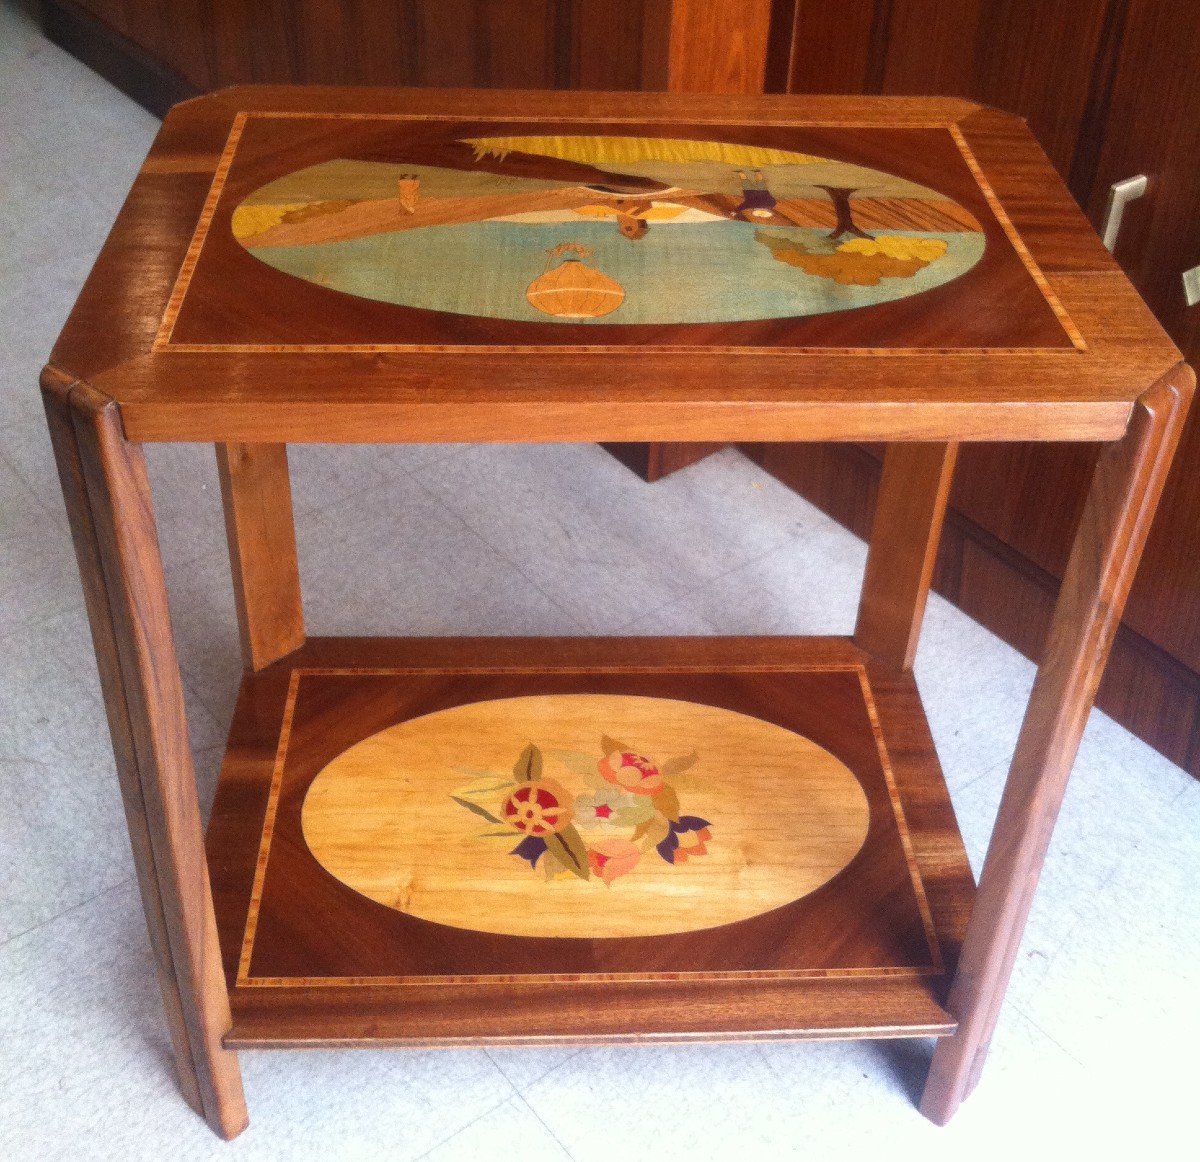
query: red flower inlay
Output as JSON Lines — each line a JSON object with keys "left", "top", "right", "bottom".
{"left": 586, "top": 837, "right": 642, "bottom": 884}
{"left": 501, "top": 779, "right": 573, "bottom": 835}
{"left": 598, "top": 750, "right": 664, "bottom": 795}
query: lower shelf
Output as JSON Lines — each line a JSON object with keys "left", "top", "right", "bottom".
{"left": 205, "top": 636, "right": 974, "bottom": 1047}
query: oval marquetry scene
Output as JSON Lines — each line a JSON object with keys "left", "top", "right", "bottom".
{"left": 233, "top": 135, "right": 986, "bottom": 325}
{"left": 301, "top": 694, "right": 872, "bottom": 938}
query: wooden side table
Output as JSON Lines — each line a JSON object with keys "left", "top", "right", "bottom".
{"left": 43, "top": 87, "right": 1192, "bottom": 1140}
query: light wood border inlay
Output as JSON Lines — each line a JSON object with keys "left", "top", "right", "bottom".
{"left": 153, "top": 112, "right": 1082, "bottom": 356}
{"left": 154, "top": 112, "right": 249, "bottom": 350}
{"left": 235, "top": 661, "right": 944, "bottom": 988}
{"left": 947, "top": 124, "right": 1086, "bottom": 351}
{"left": 856, "top": 667, "right": 943, "bottom": 973}
{"left": 235, "top": 666, "right": 300, "bottom": 985}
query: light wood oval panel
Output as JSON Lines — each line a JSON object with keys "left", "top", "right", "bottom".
{"left": 301, "top": 694, "right": 871, "bottom": 938}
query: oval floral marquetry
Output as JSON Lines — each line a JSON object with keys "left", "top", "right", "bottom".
{"left": 232, "top": 135, "right": 986, "bottom": 325}
{"left": 300, "top": 694, "right": 871, "bottom": 939}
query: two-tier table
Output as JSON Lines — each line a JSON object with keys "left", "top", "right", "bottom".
{"left": 42, "top": 87, "right": 1192, "bottom": 1139}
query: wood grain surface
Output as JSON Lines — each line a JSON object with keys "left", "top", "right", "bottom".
{"left": 39, "top": 81, "right": 1193, "bottom": 1131}
{"left": 600, "top": 439, "right": 725, "bottom": 481}
{"left": 299, "top": 693, "right": 872, "bottom": 939}
{"left": 921, "top": 364, "right": 1195, "bottom": 1122}
{"left": 855, "top": 442, "right": 958, "bottom": 669}
{"left": 42, "top": 371, "right": 247, "bottom": 1139}
{"left": 47, "top": 0, "right": 668, "bottom": 96}
{"left": 208, "top": 132, "right": 988, "bottom": 330}
{"left": 160, "top": 118, "right": 1043, "bottom": 347}
{"left": 216, "top": 442, "right": 304, "bottom": 671}
{"left": 618, "top": 0, "right": 776, "bottom": 477}
{"left": 43, "top": 88, "right": 1181, "bottom": 445}
{"left": 203, "top": 635, "right": 974, "bottom": 1045}
{"left": 667, "top": 0, "right": 774, "bottom": 94}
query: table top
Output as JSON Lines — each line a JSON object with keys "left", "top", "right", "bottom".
{"left": 47, "top": 88, "right": 1182, "bottom": 444}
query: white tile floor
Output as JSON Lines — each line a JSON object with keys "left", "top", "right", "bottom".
{"left": 1, "top": 3, "right": 1197, "bottom": 1157}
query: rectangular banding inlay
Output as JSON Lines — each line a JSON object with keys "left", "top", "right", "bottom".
{"left": 232, "top": 662, "right": 943, "bottom": 988}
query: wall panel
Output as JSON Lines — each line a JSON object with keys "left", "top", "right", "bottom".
{"left": 56, "top": 0, "right": 665, "bottom": 97}
{"left": 773, "top": 0, "right": 1200, "bottom": 776}
{"left": 785, "top": 0, "right": 877, "bottom": 93}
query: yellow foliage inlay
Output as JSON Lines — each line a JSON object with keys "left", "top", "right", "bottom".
{"left": 462, "top": 135, "right": 819, "bottom": 168}
{"left": 574, "top": 204, "right": 621, "bottom": 220}
{"left": 231, "top": 203, "right": 304, "bottom": 240}
{"left": 837, "top": 235, "right": 949, "bottom": 262}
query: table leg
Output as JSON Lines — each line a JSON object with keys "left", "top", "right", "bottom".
{"left": 855, "top": 442, "right": 959, "bottom": 670}
{"left": 920, "top": 365, "right": 1195, "bottom": 1124}
{"left": 43, "top": 371, "right": 248, "bottom": 1140}
{"left": 216, "top": 443, "right": 305, "bottom": 672}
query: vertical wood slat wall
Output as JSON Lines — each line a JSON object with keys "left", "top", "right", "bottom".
{"left": 44, "top": 0, "right": 672, "bottom": 107}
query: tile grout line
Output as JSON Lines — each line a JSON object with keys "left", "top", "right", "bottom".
{"left": 513, "top": 1089, "right": 579, "bottom": 1160}
{"left": 483, "top": 1045, "right": 587, "bottom": 1094}
{"left": 0, "top": 876, "right": 136, "bottom": 951}
{"left": 402, "top": 470, "right": 595, "bottom": 633}
{"left": 408, "top": 448, "right": 842, "bottom": 637}
{"left": 949, "top": 753, "right": 1014, "bottom": 795}
{"left": 409, "top": 1084, "right": 523, "bottom": 1161}
{"left": 0, "top": 439, "right": 73, "bottom": 525}
{"left": 606, "top": 537, "right": 809, "bottom": 635}
{"left": 1007, "top": 1007, "right": 1089, "bottom": 1069}
{"left": 408, "top": 446, "right": 747, "bottom": 616}
{"left": 0, "top": 607, "right": 113, "bottom": 731}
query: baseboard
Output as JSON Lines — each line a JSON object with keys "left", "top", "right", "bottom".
{"left": 742, "top": 442, "right": 1200, "bottom": 779}
{"left": 602, "top": 443, "right": 726, "bottom": 482}
{"left": 40, "top": 0, "right": 198, "bottom": 119}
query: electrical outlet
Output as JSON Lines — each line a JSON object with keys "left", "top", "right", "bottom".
{"left": 1184, "top": 264, "right": 1200, "bottom": 308}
